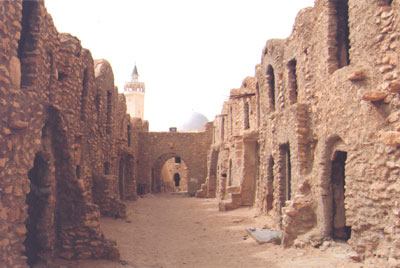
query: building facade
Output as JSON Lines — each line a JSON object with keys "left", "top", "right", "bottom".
{"left": 2, "top": 0, "right": 400, "bottom": 267}
{"left": 198, "top": 0, "right": 400, "bottom": 266}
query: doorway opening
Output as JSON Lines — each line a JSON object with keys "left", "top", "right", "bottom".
{"left": 158, "top": 156, "right": 188, "bottom": 192}
{"left": 118, "top": 158, "right": 125, "bottom": 200}
{"left": 241, "top": 141, "right": 259, "bottom": 206}
{"left": 331, "top": 150, "right": 351, "bottom": 240}
{"left": 173, "top": 173, "right": 181, "bottom": 187}
{"left": 279, "top": 144, "right": 291, "bottom": 208}
{"left": 24, "top": 153, "right": 51, "bottom": 267}
{"left": 265, "top": 156, "right": 274, "bottom": 212}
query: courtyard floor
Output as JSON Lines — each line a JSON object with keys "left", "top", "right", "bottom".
{"left": 53, "top": 194, "right": 367, "bottom": 268}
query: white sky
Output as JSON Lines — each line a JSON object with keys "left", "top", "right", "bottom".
{"left": 45, "top": 0, "right": 314, "bottom": 131}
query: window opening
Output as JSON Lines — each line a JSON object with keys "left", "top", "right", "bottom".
{"left": 287, "top": 59, "right": 298, "bottom": 104}
{"left": 104, "top": 162, "right": 111, "bottom": 175}
{"left": 244, "top": 102, "right": 250, "bottom": 129}
{"left": 106, "top": 91, "right": 112, "bottom": 134}
{"left": 266, "top": 65, "right": 276, "bottom": 110}
{"left": 80, "top": 69, "right": 88, "bottom": 121}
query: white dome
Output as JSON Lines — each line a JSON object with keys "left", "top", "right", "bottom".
{"left": 179, "top": 112, "right": 209, "bottom": 131}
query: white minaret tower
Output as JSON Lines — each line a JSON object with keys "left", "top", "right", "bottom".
{"left": 124, "top": 64, "right": 145, "bottom": 120}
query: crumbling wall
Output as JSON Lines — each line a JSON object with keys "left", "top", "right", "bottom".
{"left": 201, "top": 0, "right": 400, "bottom": 266}
{"left": 0, "top": 0, "right": 146, "bottom": 266}
{"left": 138, "top": 124, "right": 212, "bottom": 196}
{"left": 198, "top": 78, "right": 260, "bottom": 211}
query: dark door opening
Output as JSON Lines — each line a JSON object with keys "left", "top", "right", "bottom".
{"left": 25, "top": 153, "right": 50, "bottom": 267}
{"left": 279, "top": 144, "right": 291, "bottom": 207}
{"left": 331, "top": 151, "right": 350, "bottom": 240}
{"left": 266, "top": 157, "right": 274, "bottom": 212}
{"left": 173, "top": 173, "right": 181, "bottom": 187}
{"left": 118, "top": 158, "right": 125, "bottom": 200}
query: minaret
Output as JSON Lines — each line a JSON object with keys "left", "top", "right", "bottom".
{"left": 124, "top": 64, "right": 145, "bottom": 120}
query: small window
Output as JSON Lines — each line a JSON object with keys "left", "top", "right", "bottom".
{"left": 81, "top": 69, "right": 89, "bottom": 121}
{"left": 266, "top": 65, "right": 275, "bottom": 110}
{"left": 221, "top": 117, "right": 225, "bottom": 140}
{"left": 175, "top": 157, "right": 181, "bottom": 164}
{"left": 76, "top": 165, "right": 81, "bottom": 179}
{"left": 287, "top": 59, "right": 298, "bottom": 104}
{"left": 106, "top": 91, "right": 112, "bottom": 134}
{"left": 127, "top": 125, "right": 131, "bottom": 147}
{"left": 328, "top": 0, "right": 350, "bottom": 72}
{"left": 58, "top": 72, "right": 67, "bottom": 81}
{"left": 244, "top": 102, "right": 250, "bottom": 129}
{"left": 104, "top": 162, "right": 111, "bottom": 175}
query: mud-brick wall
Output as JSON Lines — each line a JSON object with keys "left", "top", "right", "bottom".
{"left": 254, "top": 0, "right": 400, "bottom": 265}
{"left": 202, "top": 0, "right": 400, "bottom": 266}
{"left": 138, "top": 124, "right": 212, "bottom": 196}
{"left": 0, "top": 0, "right": 146, "bottom": 266}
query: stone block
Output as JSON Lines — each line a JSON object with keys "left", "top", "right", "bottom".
{"left": 362, "top": 91, "right": 387, "bottom": 102}
{"left": 389, "top": 80, "right": 400, "bottom": 93}
{"left": 380, "top": 131, "right": 400, "bottom": 146}
{"left": 9, "top": 57, "right": 20, "bottom": 88}
{"left": 9, "top": 120, "right": 28, "bottom": 130}
{"left": 348, "top": 70, "right": 365, "bottom": 81}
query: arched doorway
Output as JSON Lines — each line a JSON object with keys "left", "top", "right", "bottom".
{"left": 320, "top": 137, "right": 351, "bottom": 241}
{"left": 331, "top": 150, "right": 350, "bottom": 240}
{"left": 151, "top": 154, "right": 188, "bottom": 193}
{"left": 25, "top": 153, "right": 51, "bottom": 266}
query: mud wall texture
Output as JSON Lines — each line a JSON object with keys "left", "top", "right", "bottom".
{"left": 138, "top": 124, "right": 213, "bottom": 196}
{"left": 0, "top": 1, "right": 148, "bottom": 267}
{"left": 199, "top": 0, "right": 400, "bottom": 266}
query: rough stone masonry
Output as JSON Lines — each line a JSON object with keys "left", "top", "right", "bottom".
{"left": 2, "top": 0, "right": 400, "bottom": 268}
{"left": 197, "top": 0, "right": 400, "bottom": 267}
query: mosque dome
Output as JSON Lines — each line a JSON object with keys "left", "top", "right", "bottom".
{"left": 179, "top": 112, "right": 209, "bottom": 131}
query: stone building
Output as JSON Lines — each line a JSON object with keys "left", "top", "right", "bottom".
{"left": 3, "top": 0, "right": 400, "bottom": 267}
{"left": 137, "top": 126, "right": 212, "bottom": 196}
{"left": 0, "top": 1, "right": 211, "bottom": 266}
{"left": 198, "top": 0, "right": 400, "bottom": 266}
{"left": 0, "top": 0, "right": 149, "bottom": 266}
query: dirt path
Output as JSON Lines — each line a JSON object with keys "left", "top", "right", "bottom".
{"left": 55, "top": 194, "right": 366, "bottom": 268}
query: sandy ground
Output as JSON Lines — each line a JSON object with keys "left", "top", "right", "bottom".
{"left": 53, "top": 194, "right": 367, "bottom": 268}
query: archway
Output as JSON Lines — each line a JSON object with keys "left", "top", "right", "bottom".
{"left": 151, "top": 154, "right": 188, "bottom": 193}
{"left": 25, "top": 153, "right": 51, "bottom": 267}
{"left": 320, "top": 137, "right": 350, "bottom": 241}
{"left": 160, "top": 157, "right": 188, "bottom": 192}
{"left": 331, "top": 150, "right": 350, "bottom": 240}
